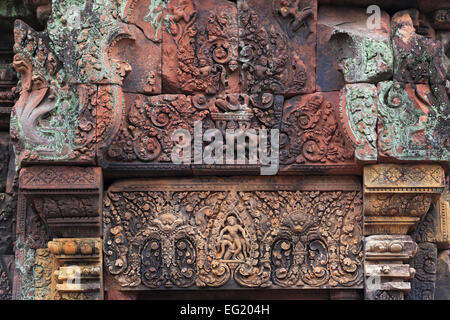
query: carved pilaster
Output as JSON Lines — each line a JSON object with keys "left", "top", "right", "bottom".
{"left": 437, "top": 189, "right": 450, "bottom": 249}
{"left": 19, "top": 166, "right": 102, "bottom": 238}
{"left": 34, "top": 238, "right": 103, "bottom": 300}
{"left": 364, "top": 235, "right": 417, "bottom": 300}
{"left": 407, "top": 242, "right": 437, "bottom": 300}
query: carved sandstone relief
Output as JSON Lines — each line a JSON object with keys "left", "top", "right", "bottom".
{"left": 364, "top": 235, "right": 417, "bottom": 300}
{"left": 377, "top": 81, "right": 449, "bottom": 161}
{"left": 363, "top": 164, "right": 446, "bottom": 235}
{"left": 238, "top": 0, "right": 316, "bottom": 96}
{"left": 34, "top": 238, "right": 103, "bottom": 300}
{"left": 340, "top": 84, "right": 378, "bottom": 161}
{"left": 101, "top": 92, "right": 283, "bottom": 174}
{"left": 162, "top": 0, "right": 239, "bottom": 95}
{"left": 10, "top": 1, "right": 142, "bottom": 165}
{"left": 0, "top": 255, "right": 14, "bottom": 300}
{"left": 279, "top": 92, "right": 357, "bottom": 174}
{"left": 19, "top": 166, "right": 103, "bottom": 238}
{"left": 103, "top": 176, "right": 363, "bottom": 290}
{"left": 407, "top": 242, "right": 437, "bottom": 300}
{"left": 317, "top": 5, "right": 392, "bottom": 92}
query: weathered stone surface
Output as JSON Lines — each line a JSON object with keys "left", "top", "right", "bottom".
{"left": 377, "top": 81, "right": 450, "bottom": 161}
{"left": 0, "top": 133, "right": 10, "bottom": 193}
{"left": 13, "top": 194, "right": 50, "bottom": 300}
{"left": 435, "top": 250, "right": 450, "bottom": 299}
{"left": 364, "top": 235, "right": 417, "bottom": 300}
{"left": 340, "top": 84, "right": 377, "bottom": 161}
{"left": 363, "top": 164, "right": 446, "bottom": 235}
{"left": 434, "top": 9, "right": 450, "bottom": 30}
{"left": 407, "top": 242, "right": 437, "bottom": 300}
{"left": 279, "top": 91, "right": 357, "bottom": 174}
{"left": 0, "top": 255, "right": 14, "bottom": 300}
{"left": 104, "top": 176, "right": 363, "bottom": 290}
{"left": 317, "top": 5, "right": 392, "bottom": 91}
{"left": 102, "top": 92, "right": 283, "bottom": 175}
{"left": 238, "top": 0, "right": 317, "bottom": 95}
{"left": 392, "top": 9, "right": 446, "bottom": 85}
{"left": 0, "top": 28, "right": 17, "bottom": 130}
{"left": 162, "top": 0, "right": 239, "bottom": 94}
{"left": 108, "top": 23, "right": 162, "bottom": 94}
{"left": 10, "top": 19, "right": 97, "bottom": 164}
{"left": 19, "top": 166, "right": 103, "bottom": 238}
{"left": 0, "top": 193, "right": 15, "bottom": 256}
{"left": 437, "top": 31, "right": 450, "bottom": 85}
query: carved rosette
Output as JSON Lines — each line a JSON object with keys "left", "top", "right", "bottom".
{"left": 363, "top": 164, "right": 446, "bottom": 235}
{"left": 103, "top": 176, "right": 363, "bottom": 290}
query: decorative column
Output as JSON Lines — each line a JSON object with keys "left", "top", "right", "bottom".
{"left": 16, "top": 166, "right": 103, "bottom": 300}
{"left": 35, "top": 238, "right": 103, "bottom": 300}
{"left": 363, "top": 164, "right": 446, "bottom": 300}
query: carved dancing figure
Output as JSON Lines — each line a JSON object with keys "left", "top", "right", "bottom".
{"left": 216, "top": 216, "right": 249, "bottom": 260}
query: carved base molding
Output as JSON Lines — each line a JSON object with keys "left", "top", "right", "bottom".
{"left": 35, "top": 238, "right": 103, "bottom": 300}
{"left": 103, "top": 176, "right": 364, "bottom": 291}
{"left": 364, "top": 235, "right": 417, "bottom": 300}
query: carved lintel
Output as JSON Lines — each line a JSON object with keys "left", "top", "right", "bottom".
{"left": 364, "top": 235, "right": 417, "bottom": 300}
{"left": 34, "top": 238, "right": 103, "bottom": 300}
{"left": 104, "top": 176, "right": 363, "bottom": 290}
{"left": 363, "top": 164, "right": 445, "bottom": 235}
{"left": 19, "top": 166, "right": 103, "bottom": 238}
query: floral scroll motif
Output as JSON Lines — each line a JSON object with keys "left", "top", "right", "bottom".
{"left": 103, "top": 178, "right": 363, "bottom": 289}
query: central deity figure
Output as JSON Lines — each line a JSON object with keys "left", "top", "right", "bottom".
{"left": 216, "top": 216, "right": 250, "bottom": 261}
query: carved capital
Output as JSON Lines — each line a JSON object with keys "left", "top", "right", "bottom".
{"left": 364, "top": 235, "right": 417, "bottom": 300}
{"left": 19, "top": 166, "right": 103, "bottom": 237}
{"left": 363, "top": 164, "right": 446, "bottom": 235}
{"left": 34, "top": 238, "right": 103, "bottom": 300}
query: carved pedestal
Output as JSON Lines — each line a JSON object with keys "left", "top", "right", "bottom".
{"left": 35, "top": 238, "right": 103, "bottom": 300}
{"left": 365, "top": 235, "right": 417, "bottom": 300}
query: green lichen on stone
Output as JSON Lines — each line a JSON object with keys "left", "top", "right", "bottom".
{"left": 0, "top": 0, "right": 31, "bottom": 19}
{"left": 341, "top": 84, "right": 377, "bottom": 161}
{"left": 14, "top": 236, "right": 37, "bottom": 300}
{"left": 377, "top": 81, "right": 450, "bottom": 161}
{"left": 143, "top": 0, "right": 166, "bottom": 41}
{"left": 47, "top": 0, "right": 124, "bottom": 84}
{"left": 10, "top": 20, "right": 83, "bottom": 163}
{"left": 339, "top": 34, "right": 393, "bottom": 84}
